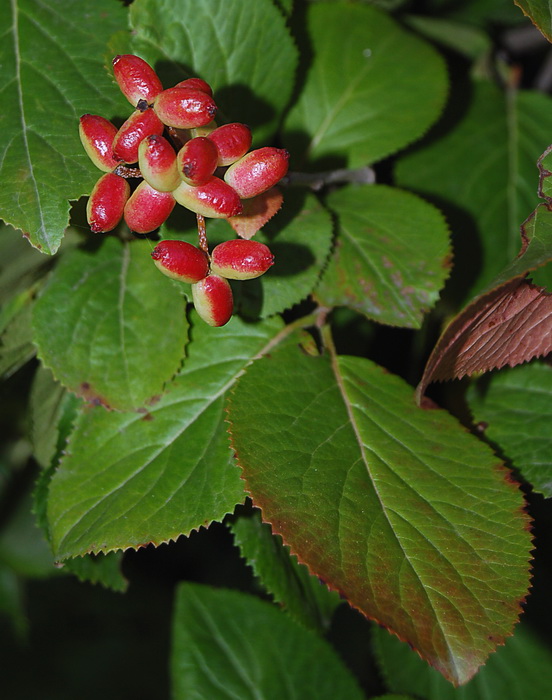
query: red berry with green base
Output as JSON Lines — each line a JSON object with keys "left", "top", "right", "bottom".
{"left": 138, "top": 134, "right": 181, "bottom": 192}
{"left": 112, "top": 54, "right": 163, "bottom": 107}
{"left": 192, "top": 275, "right": 233, "bottom": 327}
{"left": 112, "top": 108, "right": 164, "bottom": 164}
{"left": 172, "top": 177, "right": 243, "bottom": 218}
{"left": 177, "top": 136, "right": 219, "bottom": 186}
{"left": 210, "top": 239, "right": 274, "bottom": 280}
{"left": 123, "top": 181, "right": 175, "bottom": 234}
{"left": 86, "top": 173, "right": 130, "bottom": 233}
{"left": 224, "top": 147, "right": 289, "bottom": 199}
{"left": 207, "top": 123, "right": 252, "bottom": 166}
{"left": 175, "top": 78, "right": 213, "bottom": 96}
{"left": 151, "top": 240, "right": 209, "bottom": 283}
{"left": 153, "top": 87, "right": 217, "bottom": 129}
{"left": 79, "top": 114, "right": 120, "bottom": 172}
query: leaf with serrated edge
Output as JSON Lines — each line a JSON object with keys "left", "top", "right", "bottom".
{"left": 316, "top": 185, "right": 451, "bottom": 328}
{"left": 468, "top": 362, "right": 552, "bottom": 498}
{"left": 227, "top": 342, "right": 531, "bottom": 685}
{"left": 0, "top": 0, "right": 129, "bottom": 254}
{"left": 514, "top": 1, "right": 552, "bottom": 41}
{"left": 418, "top": 204, "right": 552, "bottom": 399}
{"left": 33, "top": 238, "right": 188, "bottom": 412}
{"left": 171, "top": 583, "right": 365, "bottom": 700}
{"left": 128, "top": 0, "right": 298, "bottom": 146}
{"left": 47, "top": 314, "right": 282, "bottom": 559}
{"left": 284, "top": 2, "right": 447, "bottom": 168}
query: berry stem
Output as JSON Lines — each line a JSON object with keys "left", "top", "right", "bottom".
{"left": 196, "top": 214, "right": 209, "bottom": 254}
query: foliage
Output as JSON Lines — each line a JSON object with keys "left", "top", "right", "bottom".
{"left": 1, "top": 0, "right": 552, "bottom": 698}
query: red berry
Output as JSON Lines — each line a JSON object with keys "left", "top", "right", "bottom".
{"left": 112, "top": 54, "right": 163, "bottom": 107}
{"left": 138, "top": 134, "right": 181, "bottom": 192}
{"left": 112, "top": 108, "right": 164, "bottom": 164}
{"left": 207, "top": 123, "right": 252, "bottom": 166}
{"left": 123, "top": 181, "right": 175, "bottom": 234}
{"left": 177, "top": 137, "right": 219, "bottom": 186}
{"left": 192, "top": 275, "right": 233, "bottom": 327}
{"left": 151, "top": 240, "right": 210, "bottom": 283}
{"left": 153, "top": 87, "right": 217, "bottom": 129}
{"left": 173, "top": 177, "right": 243, "bottom": 219}
{"left": 210, "top": 239, "right": 274, "bottom": 280}
{"left": 174, "top": 78, "right": 213, "bottom": 96}
{"left": 86, "top": 173, "right": 130, "bottom": 233}
{"left": 79, "top": 114, "right": 120, "bottom": 172}
{"left": 224, "top": 147, "right": 289, "bottom": 199}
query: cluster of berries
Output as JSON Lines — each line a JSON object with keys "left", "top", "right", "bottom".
{"left": 79, "top": 54, "right": 290, "bottom": 326}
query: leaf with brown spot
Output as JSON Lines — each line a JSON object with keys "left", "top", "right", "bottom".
{"left": 418, "top": 203, "right": 552, "bottom": 400}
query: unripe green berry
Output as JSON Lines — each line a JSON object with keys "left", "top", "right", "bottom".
{"left": 86, "top": 173, "right": 130, "bottom": 233}
{"left": 192, "top": 275, "right": 233, "bottom": 327}
{"left": 151, "top": 240, "right": 209, "bottom": 283}
{"left": 224, "top": 147, "right": 289, "bottom": 199}
{"left": 210, "top": 239, "right": 274, "bottom": 280}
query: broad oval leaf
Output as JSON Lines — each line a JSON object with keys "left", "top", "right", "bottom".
{"left": 467, "top": 362, "right": 552, "bottom": 498}
{"left": 283, "top": 2, "right": 447, "bottom": 168}
{"left": 47, "top": 314, "right": 282, "bottom": 559}
{"left": 316, "top": 185, "right": 451, "bottom": 328}
{"left": 0, "top": 0, "right": 129, "bottom": 254}
{"left": 127, "top": 0, "right": 298, "bottom": 146}
{"left": 171, "top": 583, "right": 365, "bottom": 700}
{"left": 33, "top": 238, "right": 188, "bottom": 411}
{"left": 227, "top": 342, "right": 532, "bottom": 685}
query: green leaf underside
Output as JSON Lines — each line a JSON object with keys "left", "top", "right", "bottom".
{"left": 127, "top": 0, "right": 298, "bottom": 146}
{"left": 396, "top": 82, "right": 552, "bottom": 299}
{"left": 373, "top": 621, "right": 552, "bottom": 699}
{"left": 229, "top": 509, "right": 341, "bottom": 632}
{"left": 514, "top": 1, "right": 552, "bottom": 41}
{"left": 467, "top": 362, "right": 552, "bottom": 498}
{"left": 171, "top": 583, "right": 365, "bottom": 700}
{"left": 64, "top": 552, "right": 127, "bottom": 592}
{"left": 284, "top": 2, "right": 447, "bottom": 168}
{"left": 47, "top": 314, "right": 282, "bottom": 559}
{"left": 316, "top": 185, "right": 451, "bottom": 327}
{"left": 227, "top": 343, "right": 531, "bottom": 685}
{"left": 33, "top": 238, "right": 188, "bottom": 412}
{"left": 0, "top": 0, "right": 129, "bottom": 254}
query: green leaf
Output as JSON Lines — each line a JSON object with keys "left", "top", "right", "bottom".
{"left": 316, "top": 185, "right": 451, "bottom": 328}
{"left": 396, "top": 81, "right": 552, "bottom": 300}
{"left": 0, "top": 291, "right": 36, "bottom": 378}
{"left": 33, "top": 238, "right": 188, "bottom": 412}
{"left": 514, "top": 1, "right": 552, "bottom": 41}
{"left": 373, "top": 621, "right": 552, "bottom": 699}
{"left": 229, "top": 508, "right": 341, "bottom": 632}
{"left": 171, "top": 582, "right": 365, "bottom": 700}
{"left": 467, "top": 362, "right": 552, "bottom": 498}
{"left": 63, "top": 552, "right": 127, "bottom": 592}
{"left": 404, "top": 16, "right": 492, "bottom": 60}
{"left": 0, "top": 0, "right": 129, "bottom": 254}
{"left": 127, "top": 0, "right": 298, "bottom": 146}
{"left": 47, "top": 314, "right": 282, "bottom": 559}
{"left": 284, "top": 2, "right": 447, "bottom": 168}
{"left": 227, "top": 341, "right": 532, "bottom": 685}
{"left": 0, "top": 224, "right": 52, "bottom": 303}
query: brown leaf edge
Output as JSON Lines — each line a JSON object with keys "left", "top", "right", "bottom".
{"left": 513, "top": 1, "right": 552, "bottom": 43}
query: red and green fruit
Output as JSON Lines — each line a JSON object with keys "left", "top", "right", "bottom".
{"left": 151, "top": 240, "right": 210, "bottom": 283}
{"left": 123, "top": 182, "right": 175, "bottom": 234}
{"left": 210, "top": 239, "right": 274, "bottom": 280}
{"left": 86, "top": 173, "right": 130, "bottom": 233}
{"left": 191, "top": 275, "right": 234, "bottom": 327}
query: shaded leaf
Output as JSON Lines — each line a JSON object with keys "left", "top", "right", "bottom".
{"left": 396, "top": 81, "right": 552, "bottom": 299}
{"left": 316, "top": 185, "right": 451, "bottom": 328}
{"left": 63, "top": 552, "right": 127, "bottom": 592}
{"left": 229, "top": 507, "right": 341, "bottom": 632}
{"left": 537, "top": 144, "right": 552, "bottom": 203}
{"left": 127, "top": 0, "right": 298, "bottom": 146}
{"left": 47, "top": 314, "right": 282, "bottom": 559}
{"left": 227, "top": 341, "right": 531, "bottom": 685}
{"left": 514, "top": 0, "right": 552, "bottom": 41}
{"left": 171, "top": 582, "right": 365, "bottom": 700}
{"left": 0, "top": 292, "right": 36, "bottom": 378}
{"left": 33, "top": 238, "right": 188, "bottom": 411}
{"left": 373, "top": 621, "right": 552, "bottom": 699}
{"left": 284, "top": 2, "right": 447, "bottom": 168}
{"left": 404, "top": 16, "right": 492, "bottom": 60}
{"left": 418, "top": 204, "right": 552, "bottom": 398}
{"left": 0, "top": 0, "right": 128, "bottom": 254}
{"left": 467, "top": 362, "right": 552, "bottom": 498}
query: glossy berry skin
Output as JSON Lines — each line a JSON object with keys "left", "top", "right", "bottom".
{"left": 86, "top": 173, "right": 130, "bottom": 233}
{"left": 173, "top": 177, "right": 243, "bottom": 219}
{"left": 153, "top": 87, "right": 217, "bottom": 129}
{"left": 210, "top": 239, "right": 274, "bottom": 280}
{"left": 151, "top": 240, "right": 209, "bottom": 283}
{"left": 123, "top": 181, "right": 175, "bottom": 234}
{"left": 112, "top": 108, "right": 164, "bottom": 164}
{"left": 224, "top": 147, "right": 289, "bottom": 199}
{"left": 138, "top": 135, "right": 181, "bottom": 192}
{"left": 192, "top": 275, "right": 233, "bottom": 327}
{"left": 79, "top": 114, "right": 120, "bottom": 172}
{"left": 177, "top": 136, "right": 219, "bottom": 186}
{"left": 175, "top": 78, "right": 213, "bottom": 96}
{"left": 112, "top": 55, "right": 163, "bottom": 107}
{"left": 207, "top": 123, "right": 252, "bottom": 166}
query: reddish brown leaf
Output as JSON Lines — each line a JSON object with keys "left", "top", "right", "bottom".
{"left": 226, "top": 187, "right": 283, "bottom": 239}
